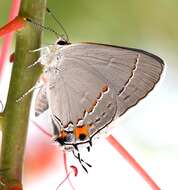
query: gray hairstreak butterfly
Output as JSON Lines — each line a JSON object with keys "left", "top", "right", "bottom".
{"left": 28, "top": 9, "right": 164, "bottom": 172}
{"left": 0, "top": 5, "right": 164, "bottom": 188}
{"left": 34, "top": 38, "right": 164, "bottom": 149}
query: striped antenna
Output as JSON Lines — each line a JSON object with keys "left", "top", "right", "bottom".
{"left": 46, "top": 8, "right": 69, "bottom": 42}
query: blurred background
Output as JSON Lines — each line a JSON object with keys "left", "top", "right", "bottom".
{"left": 0, "top": 0, "right": 178, "bottom": 189}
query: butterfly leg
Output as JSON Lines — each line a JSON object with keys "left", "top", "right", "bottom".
{"left": 16, "top": 83, "right": 43, "bottom": 103}
{"left": 28, "top": 46, "right": 50, "bottom": 68}
{"left": 27, "top": 57, "right": 41, "bottom": 68}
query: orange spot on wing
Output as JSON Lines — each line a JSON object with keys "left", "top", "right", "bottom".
{"left": 101, "top": 84, "right": 108, "bottom": 92}
{"left": 74, "top": 125, "right": 90, "bottom": 139}
{"left": 86, "top": 99, "right": 97, "bottom": 113}
{"left": 83, "top": 85, "right": 109, "bottom": 119}
{"left": 59, "top": 130, "right": 68, "bottom": 139}
{"left": 86, "top": 106, "right": 93, "bottom": 113}
{"left": 96, "top": 92, "right": 102, "bottom": 99}
{"left": 92, "top": 100, "right": 97, "bottom": 107}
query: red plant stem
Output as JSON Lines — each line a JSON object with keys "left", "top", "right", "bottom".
{"left": 0, "top": 16, "right": 26, "bottom": 37}
{"left": 63, "top": 151, "right": 76, "bottom": 190}
{"left": 0, "top": 0, "right": 21, "bottom": 79}
{"left": 56, "top": 171, "right": 71, "bottom": 190}
{"left": 106, "top": 135, "right": 160, "bottom": 190}
{"left": 56, "top": 166, "right": 78, "bottom": 190}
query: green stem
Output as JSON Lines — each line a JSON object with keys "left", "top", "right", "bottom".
{"left": 0, "top": 0, "right": 46, "bottom": 189}
{"left": 0, "top": 113, "right": 4, "bottom": 129}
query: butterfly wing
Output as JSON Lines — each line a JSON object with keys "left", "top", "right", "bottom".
{"left": 35, "top": 85, "right": 49, "bottom": 116}
{"left": 45, "top": 42, "right": 164, "bottom": 142}
{"left": 46, "top": 53, "right": 118, "bottom": 131}
{"left": 59, "top": 43, "right": 164, "bottom": 117}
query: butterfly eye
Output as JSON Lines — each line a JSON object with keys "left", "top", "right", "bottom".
{"left": 56, "top": 39, "right": 68, "bottom": 45}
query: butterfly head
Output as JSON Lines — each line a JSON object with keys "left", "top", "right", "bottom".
{"left": 55, "top": 37, "right": 70, "bottom": 46}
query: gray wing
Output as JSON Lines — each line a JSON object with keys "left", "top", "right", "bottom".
{"left": 47, "top": 55, "right": 117, "bottom": 131}
{"left": 59, "top": 43, "right": 164, "bottom": 117}
{"left": 35, "top": 85, "right": 49, "bottom": 116}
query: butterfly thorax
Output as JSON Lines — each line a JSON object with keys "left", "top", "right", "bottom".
{"left": 40, "top": 44, "right": 64, "bottom": 67}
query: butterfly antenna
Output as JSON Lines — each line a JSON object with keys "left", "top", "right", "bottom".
{"left": 78, "top": 152, "right": 92, "bottom": 168}
{"left": 26, "top": 18, "right": 60, "bottom": 38}
{"left": 46, "top": 8, "right": 69, "bottom": 42}
{"left": 72, "top": 151, "right": 92, "bottom": 173}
